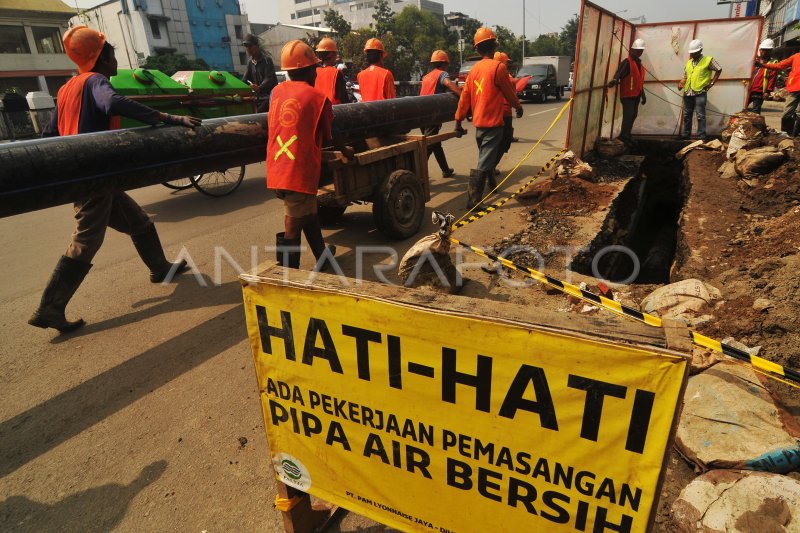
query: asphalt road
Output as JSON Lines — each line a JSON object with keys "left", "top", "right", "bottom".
{"left": 0, "top": 98, "right": 568, "bottom": 532}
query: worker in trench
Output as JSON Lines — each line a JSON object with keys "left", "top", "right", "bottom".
{"left": 607, "top": 38, "right": 647, "bottom": 147}
{"left": 678, "top": 39, "right": 722, "bottom": 141}
{"left": 29, "top": 26, "right": 200, "bottom": 333}
{"left": 455, "top": 27, "right": 523, "bottom": 211}
{"left": 267, "top": 40, "right": 354, "bottom": 270}
{"left": 241, "top": 33, "right": 278, "bottom": 113}
{"left": 357, "top": 38, "right": 396, "bottom": 101}
{"left": 748, "top": 39, "right": 778, "bottom": 115}
{"left": 492, "top": 51, "right": 515, "bottom": 187}
{"left": 314, "top": 37, "right": 351, "bottom": 105}
{"left": 755, "top": 43, "right": 800, "bottom": 134}
{"left": 420, "top": 50, "right": 461, "bottom": 179}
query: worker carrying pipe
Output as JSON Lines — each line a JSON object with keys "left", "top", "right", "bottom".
{"left": 454, "top": 27, "right": 523, "bottom": 211}
{"left": 29, "top": 25, "right": 201, "bottom": 334}
{"left": 267, "top": 40, "right": 354, "bottom": 271}
{"left": 607, "top": 38, "right": 647, "bottom": 147}
{"left": 315, "top": 37, "right": 350, "bottom": 105}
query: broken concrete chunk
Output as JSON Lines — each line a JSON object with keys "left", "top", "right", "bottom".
{"left": 641, "top": 279, "right": 721, "bottom": 318}
{"left": 753, "top": 298, "right": 775, "bottom": 312}
{"left": 671, "top": 470, "right": 800, "bottom": 533}
{"left": 735, "top": 146, "right": 786, "bottom": 177}
{"left": 676, "top": 362, "right": 800, "bottom": 473}
{"left": 718, "top": 160, "right": 738, "bottom": 179}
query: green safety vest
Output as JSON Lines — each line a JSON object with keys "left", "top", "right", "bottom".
{"left": 684, "top": 55, "right": 714, "bottom": 94}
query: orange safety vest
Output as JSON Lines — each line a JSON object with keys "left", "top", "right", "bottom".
{"left": 461, "top": 58, "right": 506, "bottom": 128}
{"left": 358, "top": 65, "right": 395, "bottom": 101}
{"left": 266, "top": 81, "right": 330, "bottom": 195}
{"left": 619, "top": 55, "right": 644, "bottom": 98}
{"left": 751, "top": 61, "right": 777, "bottom": 94}
{"left": 502, "top": 74, "right": 514, "bottom": 117}
{"left": 57, "top": 72, "right": 121, "bottom": 135}
{"left": 315, "top": 65, "right": 341, "bottom": 105}
{"left": 420, "top": 68, "right": 446, "bottom": 96}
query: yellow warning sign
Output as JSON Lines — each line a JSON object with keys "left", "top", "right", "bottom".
{"left": 242, "top": 280, "right": 688, "bottom": 533}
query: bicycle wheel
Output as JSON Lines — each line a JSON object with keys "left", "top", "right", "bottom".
{"left": 163, "top": 177, "right": 194, "bottom": 190}
{"left": 191, "top": 166, "right": 246, "bottom": 197}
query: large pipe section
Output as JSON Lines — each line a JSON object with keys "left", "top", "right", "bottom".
{"left": 0, "top": 93, "right": 458, "bottom": 218}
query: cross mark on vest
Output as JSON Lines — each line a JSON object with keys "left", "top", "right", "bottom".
{"left": 275, "top": 135, "right": 298, "bottom": 161}
{"left": 474, "top": 78, "right": 484, "bottom": 95}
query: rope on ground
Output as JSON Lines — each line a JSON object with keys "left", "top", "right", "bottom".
{"left": 450, "top": 98, "right": 573, "bottom": 231}
{"left": 447, "top": 235, "right": 800, "bottom": 390}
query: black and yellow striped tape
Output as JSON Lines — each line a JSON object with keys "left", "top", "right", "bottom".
{"left": 449, "top": 236, "right": 800, "bottom": 389}
{"left": 451, "top": 149, "right": 567, "bottom": 231}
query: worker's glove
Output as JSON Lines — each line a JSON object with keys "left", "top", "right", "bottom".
{"left": 516, "top": 107, "right": 524, "bottom": 119}
{"left": 162, "top": 113, "right": 202, "bottom": 128}
{"left": 454, "top": 124, "right": 468, "bottom": 137}
{"left": 607, "top": 79, "right": 618, "bottom": 88}
{"left": 754, "top": 60, "right": 764, "bottom": 68}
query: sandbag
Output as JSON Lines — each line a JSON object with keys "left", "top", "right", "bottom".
{"left": 671, "top": 470, "right": 800, "bottom": 533}
{"left": 399, "top": 234, "right": 460, "bottom": 294}
{"left": 726, "top": 124, "right": 763, "bottom": 159}
{"left": 735, "top": 146, "right": 786, "bottom": 177}
{"left": 641, "top": 278, "right": 721, "bottom": 318}
{"left": 676, "top": 362, "right": 800, "bottom": 473}
{"left": 553, "top": 150, "right": 595, "bottom": 182}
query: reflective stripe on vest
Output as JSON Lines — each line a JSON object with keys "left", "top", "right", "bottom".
{"left": 314, "top": 66, "right": 341, "bottom": 105}
{"left": 684, "top": 55, "right": 714, "bottom": 94}
{"left": 56, "top": 72, "right": 96, "bottom": 136}
{"left": 358, "top": 66, "right": 391, "bottom": 101}
{"left": 266, "top": 81, "right": 329, "bottom": 195}
{"left": 466, "top": 58, "right": 505, "bottom": 128}
{"left": 421, "top": 69, "right": 445, "bottom": 96}
{"left": 620, "top": 56, "right": 645, "bottom": 98}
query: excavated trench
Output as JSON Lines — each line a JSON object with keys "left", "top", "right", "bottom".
{"left": 571, "top": 147, "right": 686, "bottom": 285}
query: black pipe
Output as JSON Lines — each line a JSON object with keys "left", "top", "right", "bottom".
{"left": 0, "top": 93, "right": 459, "bottom": 218}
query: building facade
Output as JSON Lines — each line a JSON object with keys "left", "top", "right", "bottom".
{"left": 74, "top": 0, "right": 249, "bottom": 73}
{"left": 0, "top": 0, "right": 76, "bottom": 95}
{"left": 762, "top": 0, "right": 800, "bottom": 54}
{"left": 277, "top": 0, "right": 443, "bottom": 29}
{"left": 258, "top": 23, "right": 334, "bottom": 65}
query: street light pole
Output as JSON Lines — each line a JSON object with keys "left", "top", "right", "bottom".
{"left": 522, "top": 0, "right": 525, "bottom": 60}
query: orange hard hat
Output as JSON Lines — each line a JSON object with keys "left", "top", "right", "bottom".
{"left": 316, "top": 37, "right": 338, "bottom": 53}
{"left": 63, "top": 25, "right": 107, "bottom": 73}
{"left": 364, "top": 37, "right": 387, "bottom": 57}
{"left": 281, "top": 40, "right": 319, "bottom": 71}
{"left": 474, "top": 27, "right": 497, "bottom": 46}
{"left": 494, "top": 51, "right": 510, "bottom": 64}
{"left": 430, "top": 50, "right": 450, "bottom": 63}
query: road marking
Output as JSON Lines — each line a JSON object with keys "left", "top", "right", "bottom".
{"left": 528, "top": 107, "right": 560, "bottom": 117}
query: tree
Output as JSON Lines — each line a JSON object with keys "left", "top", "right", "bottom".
{"left": 494, "top": 25, "right": 523, "bottom": 69}
{"left": 559, "top": 15, "right": 579, "bottom": 61}
{"left": 324, "top": 9, "right": 351, "bottom": 38}
{"left": 393, "top": 6, "right": 447, "bottom": 79}
{"left": 142, "top": 53, "right": 210, "bottom": 76}
{"left": 372, "top": 0, "right": 394, "bottom": 36}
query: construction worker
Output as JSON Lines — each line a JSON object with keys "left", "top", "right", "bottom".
{"left": 755, "top": 44, "right": 800, "bottom": 133}
{"left": 678, "top": 39, "right": 722, "bottom": 141}
{"left": 31, "top": 25, "right": 200, "bottom": 333}
{"left": 748, "top": 39, "right": 778, "bottom": 115}
{"left": 267, "top": 40, "right": 353, "bottom": 270}
{"left": 420, "top": 50, "right": 461, "bottom": 178}
{"left": 493, "top": 51, "right": 514, "bottom": 181}
{"left": 241, "top": 33, "right": 278, "bottom": 113}
{"left": 315, "top": 37, "right": 350, "bottom": 104}
{"left": 357, "top": 38, "right": 396, "bottom": 101}
{"left": 608, "top": 38, "right": 647, "bottom": 146}
{"left": 455, "top": 27, "right": 523, "bottom": 210}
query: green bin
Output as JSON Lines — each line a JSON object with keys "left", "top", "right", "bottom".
{"left": 171, "top": 70, "right": 254, "bottom": 119}
{"left": 110, "top": 68, "right": 190, "bottom": 128}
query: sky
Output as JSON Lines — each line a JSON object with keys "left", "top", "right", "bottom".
{"left": 246, "top": 0, "right": 733, "bottom": 35}
{"left": 62, "top": 0, "right": 734, "bottom": 37}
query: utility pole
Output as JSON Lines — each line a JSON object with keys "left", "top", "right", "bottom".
{"left": 522, "top": 0, "right": 525, "bottom": 60}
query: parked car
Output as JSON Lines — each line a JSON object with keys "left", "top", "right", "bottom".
{"left": 457, "top": 57, "right": 481, "bottom": 86}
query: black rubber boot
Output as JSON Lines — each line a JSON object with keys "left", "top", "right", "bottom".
{"left": 131, "top": 225, "right": 189, "bottom": 283}
{"left": 467, "top": 169, "right": 488, "bottom": 210}
{"left": 276, "top": 232, "right": 301, "bottom": 269}
{"left": 28, "top": 255, "right": 92, "bottom": 333}
{"left": 313, "top": 244, "right": 337, "bottom": 273}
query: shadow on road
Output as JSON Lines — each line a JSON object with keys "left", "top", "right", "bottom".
{"left": 0, "top": 460, "right": 166, "bottom": 532}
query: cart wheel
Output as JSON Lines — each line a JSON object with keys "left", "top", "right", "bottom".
{"left": 192, "top": 165, "right": 245, "bottom": 197}
{"left": 373, "top": 170, "right": 425, "bottom": 239}
{"left": 163, "top": 177, "right": 194, "bottom": 190}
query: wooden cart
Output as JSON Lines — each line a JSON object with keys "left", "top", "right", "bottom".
{"left": 317, "top": 131, "right": 459, "bottom": 239}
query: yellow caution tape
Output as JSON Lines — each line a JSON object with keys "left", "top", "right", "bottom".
{"left": 449, "top": 236, "right": 800, "bottom": 389}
